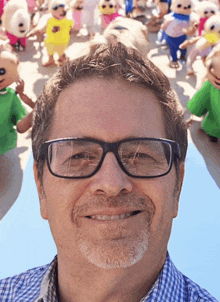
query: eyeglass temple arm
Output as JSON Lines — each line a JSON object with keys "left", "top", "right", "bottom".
{"left": 37, "top": 143, "right": 48, "bottom": 161}
{"left": 173, "top": 142, "right": 181, "bottom": 160}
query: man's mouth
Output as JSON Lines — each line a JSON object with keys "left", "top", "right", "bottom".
{"left": 214, "top": 81, "right": 220, "bottom": 86}
{"left": 0, "top": 79, "right": 4, "bottom": 83}
{"left": 86, "top": 210, "right": 141, "bottom": 221}
{"left": 20, "top": 30, "right": 25, "bottom": 33}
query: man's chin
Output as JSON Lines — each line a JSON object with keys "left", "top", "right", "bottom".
{"left": 77, "top": 235, "right": 149, "bottom": 269}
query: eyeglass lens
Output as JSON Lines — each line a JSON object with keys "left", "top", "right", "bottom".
{"left": 48, "top": 140, "right": 172, "bottom": 178}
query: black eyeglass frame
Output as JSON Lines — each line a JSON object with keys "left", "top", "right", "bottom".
{"left": 37, "top": 137, "right": 181, "bottom": 179}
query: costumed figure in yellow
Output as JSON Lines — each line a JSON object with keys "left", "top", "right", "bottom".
{"left": 27, "top": 0, "right": 74, "bottom": 67}
{"left": 45, "top": 1, "right": 73, "bottom": 66}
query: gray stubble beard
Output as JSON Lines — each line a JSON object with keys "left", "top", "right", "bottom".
{"left": 73, "top": 194, "right": 155, "bottom": 269}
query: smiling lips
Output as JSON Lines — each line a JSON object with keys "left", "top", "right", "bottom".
{"left": 0, "top": 79, "right": 4, "bottom": 83}
{"left": 86, "top": 210, "right": 141, "bottom": 221}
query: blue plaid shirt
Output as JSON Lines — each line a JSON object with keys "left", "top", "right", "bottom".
{"left": 0, "top": 253, "right": 218, "bottom": 302}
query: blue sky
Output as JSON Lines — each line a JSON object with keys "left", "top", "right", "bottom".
{"left": 1, "top": 141, "right": 220, "bottom": 300}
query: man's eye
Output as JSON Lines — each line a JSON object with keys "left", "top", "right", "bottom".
{"left": 123, "top": 153, "right": 156, "bottom": 161}
{"left": 0, "top": 68, "right": 6, "bottom": 75}
{"left": 70, "top": 153, "right": 93, "bottom": 160}
{"left": 134, "top": 153, "right": 149, "bottom": 158}
{"left": 67, "top": 152, "right": 100, "bottom": 163}
{"left": 177, "top": 4, "right": 182, "bottom": 8}
{"left": 53, "top": 6, "right": 58, "bottom": 10}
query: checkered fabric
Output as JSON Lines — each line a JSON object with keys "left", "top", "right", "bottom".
{"left": 0, "top": 253, "right": 218, "bottom": 302}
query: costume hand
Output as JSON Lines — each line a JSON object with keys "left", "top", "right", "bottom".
{"left": 17, "top": 111, "right": 33, "bottom": 133}
{"left": 183, "top": 22, "right": 199, "bottom": 36}
{"left": 16, "top": 79, "right": 25, "bottom": 95}
{"left": 16, "top": 81, "right": 35, "bottom": 109}
{"left": 26, "top": 29, "right": 36, "bottom": 38}
{"left": 186, "top": 117, "right": 196, "bottom": 128}
{"left": 52, "top": 26, "right": 60, "bottom": 33}
{"left": 179, "top": 36, "right": 200, "bottom": 49}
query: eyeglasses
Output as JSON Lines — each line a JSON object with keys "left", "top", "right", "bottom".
{"left": 37, "top": 137, "right": 181, "bottom": 179}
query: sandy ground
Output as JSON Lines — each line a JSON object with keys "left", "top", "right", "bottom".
{"left": 0, "top": 11, "right": 219, "bottom": 220}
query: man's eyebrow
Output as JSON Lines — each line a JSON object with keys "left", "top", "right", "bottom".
{"left": 81, "top": 136, "right": 147, "bottom": 141}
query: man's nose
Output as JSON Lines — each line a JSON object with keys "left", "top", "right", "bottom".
{"left": 89, "top": 152, "right": 133, "bottom": 196}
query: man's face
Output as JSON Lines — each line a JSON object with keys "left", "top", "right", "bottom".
{"left": 34, "top": 78, "right": 184, "bottom": 269}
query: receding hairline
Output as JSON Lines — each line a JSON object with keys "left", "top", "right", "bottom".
{"left": 57, "top": 74, "right": 162, "bottom": 98}
{"left": 47, "top": 75, "right": 168, "bottom": 141}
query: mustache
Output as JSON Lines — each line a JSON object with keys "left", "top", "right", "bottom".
{"left": 72, "top": 192, "right": 156, "bottom": 223}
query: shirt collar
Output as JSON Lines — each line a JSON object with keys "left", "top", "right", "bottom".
{"left": 0, "top": 88, "right": 8, "bottom": 95}
{"left": 141, "top": 253, "right": 186, "bottom": 301}
{"left": 35, "top": 255, "right": 58, "bottom": 302}
{"left": 35, "top": 253, "right": 180, "bottom": 302}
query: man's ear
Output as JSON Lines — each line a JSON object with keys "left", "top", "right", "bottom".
{"left": 173, "top": 162, "right": 185, "bottom": 218}
{"left": 33, "top": 161, "right": 48, "bottom": 220}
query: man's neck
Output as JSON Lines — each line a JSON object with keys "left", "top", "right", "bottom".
{"left": 56, "top": 252, "right": 166, "bottom": 302}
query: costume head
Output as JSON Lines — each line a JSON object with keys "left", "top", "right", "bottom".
{"left": 203, "top": 14, "right": 220, "bottom": 43}
{"left": 49, "top": 0, "right": 68, "bottom": 19}
{"left": 133, "top": 0, "right": 147, "bottom": 10}
{"left": 26, "top": 0, "right": 38, "bottom": 14}
{"left": 205, "top": 0, "right": 220, "bottom": 8}
{"left": 2, "top": 0, "right": 31, "bottom": 38}
{"left": 195, "top": 1, "right": 218, "bottom": 18}
{"left": 205, "top": 43, "right": 220, "bottom": 90}
{"left": 99, "top": 0, "right": 117, "bottom": 15}
{"left": 68, "top": 0, "right": 84, "bottom": 10}
{"left": 170, "top": 0, "right": 193, "bottom": 15}
{"left": 0, "top": 43, "right": 19, "bottom": 91}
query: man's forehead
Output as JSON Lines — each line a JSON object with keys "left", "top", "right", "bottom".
{"left": 56, "top": 77, "right": 158, "bottom": 106}
{"left": 55, "top": 78, "right": 160, "bottom": 119}
{"left": 51, "top": 77, "right": 166, "bottom": 140}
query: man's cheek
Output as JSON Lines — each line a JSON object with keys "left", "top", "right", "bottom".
{"left": 151, "top": 188, "right": 175, "bottom": 232}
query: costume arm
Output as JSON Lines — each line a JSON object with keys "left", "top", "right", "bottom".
{"left": 16, "top": 79, "right": 35, "bottom": 109}
{"left": 160, "top": 14, "right": 173, "bottom": 31}
{"left": 187, "top": 82, "right": 210, "bottom": 117}
{"left": 16, "top": 111, "right": 33, "bottom": 133}
{"left": 179, "top": 36, "right": 200, "bottom": 49}
{"left": 47, "top": 19, "right": 56, "bottom": 34}
{"left": 26, "top": 13, "right": 50, "bottom": 37}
